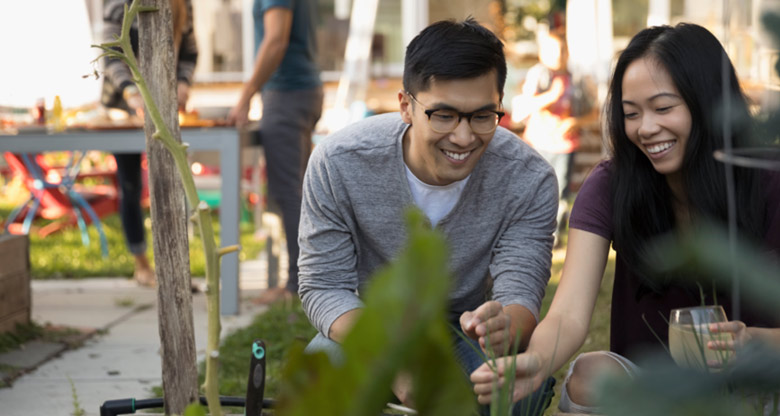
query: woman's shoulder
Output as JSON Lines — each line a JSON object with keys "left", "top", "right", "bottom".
{"left": 569, "top": 159, "right": 614, "bottom": 240}
{"left": 580, "top": 159, "right": 613, "bottom": 191}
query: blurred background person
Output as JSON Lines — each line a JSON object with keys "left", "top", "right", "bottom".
{"left": 228, "top": 0, "right": 323, "bottom": 303}
{"left": 101, "top": 0, "right": 198, "bottom": 286}
{"left": 511, "top": 28, "right": 581, "bottom": 245}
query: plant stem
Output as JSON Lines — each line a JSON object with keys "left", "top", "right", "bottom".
{"left": 93, "top": 1, "right": 239, "bottom": 414}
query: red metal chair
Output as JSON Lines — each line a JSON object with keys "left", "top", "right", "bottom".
{"left": 2, "top": 151, "right": 118, "bottom": 256}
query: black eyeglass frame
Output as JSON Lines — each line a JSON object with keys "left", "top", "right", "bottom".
{"left": 406, "top": 92, "right": 505, "bottom": 133}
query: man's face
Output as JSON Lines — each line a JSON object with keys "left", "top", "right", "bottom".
{"left": 400, "top": 71, "right": 502, "bottom": 186}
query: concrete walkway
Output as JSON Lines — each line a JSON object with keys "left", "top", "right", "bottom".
{"left": 0, "top": 257, "right": 273, "bottom": 416}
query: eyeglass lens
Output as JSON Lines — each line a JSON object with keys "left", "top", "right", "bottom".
{"left": 428, "top": 109, "right": 500, "bottom": 134}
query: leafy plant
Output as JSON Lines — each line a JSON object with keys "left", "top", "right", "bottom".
{"left": 274, "top": 209, "right": 478, "bottom": 416}
{"left": 597, "top": 342, "right": 780, "bottom": 416}
{"left": 595, "top": 223, "right": 780, "bottom": 415}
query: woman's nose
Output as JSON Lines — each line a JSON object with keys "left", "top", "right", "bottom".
{"left": 637, "top": 114, "right": 661, "bottom": 139}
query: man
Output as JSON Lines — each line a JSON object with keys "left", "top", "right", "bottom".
{"left": 228, "top": 0, "right": 323, "bottom": 300}
{"left": 298, "top": 18, "right": 558, "bottom": 415}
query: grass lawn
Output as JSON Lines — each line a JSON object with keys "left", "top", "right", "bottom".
{"left": 0, "top": 207, "right": 265, "bottom": 278}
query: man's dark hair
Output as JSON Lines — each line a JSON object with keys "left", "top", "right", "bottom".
{"left": 403, "top": 17, "right": 506, "bottom": 98}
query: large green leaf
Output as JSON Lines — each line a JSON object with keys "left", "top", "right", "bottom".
{"left": 647, "top": 222, "right": 780, "bottom": 317}
{"left": 598, "top": 343, "right": 780, "bottom": 416}
{"left": 276, "top": 209, "right": 478, "bottom": 416}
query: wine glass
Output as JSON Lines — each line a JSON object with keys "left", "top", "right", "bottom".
{"left": 668, "top": 305, "right": 733, "bottom": 371}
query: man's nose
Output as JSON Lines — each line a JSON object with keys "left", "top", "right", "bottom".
{"left": 449, "top": 117, "right": 475, "bottom": 147}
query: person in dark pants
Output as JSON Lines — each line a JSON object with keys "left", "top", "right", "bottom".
{"left": 102, "top": 0, "right": 198, "bottom": 286}
{"left": 228, "top": 0, "right": 323, "bottom": 302}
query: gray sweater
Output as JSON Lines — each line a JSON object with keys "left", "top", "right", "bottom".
{"left": 298, "top": 113, "right": 558, "bottom": 337}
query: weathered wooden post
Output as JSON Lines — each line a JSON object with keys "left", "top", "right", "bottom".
{"left": 96, "top": 1, "right": 236, "bottom": 412}
{"left": 137, "top": 0, "right": 199, "bottom": 413}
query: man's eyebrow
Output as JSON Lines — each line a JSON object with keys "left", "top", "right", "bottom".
{"left": 622, "top": 92, "right": 681, "bottom": 106}
{"left": 425, "top": 102, "right": 500, "bottom": 112}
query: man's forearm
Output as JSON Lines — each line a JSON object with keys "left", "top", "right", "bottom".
{"left": 327, "top": 309, "right": 363, "bottom": 343}
{"left": 504, "top": 304, "right": 538, "bottom": 351}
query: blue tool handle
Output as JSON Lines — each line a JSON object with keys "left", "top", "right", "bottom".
{"left": 245, "top": 339, "right": 267, "bottom": 416}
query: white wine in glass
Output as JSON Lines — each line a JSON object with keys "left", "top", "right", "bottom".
{"left": 668, "top": 305, "right": 734, "bottom": 371}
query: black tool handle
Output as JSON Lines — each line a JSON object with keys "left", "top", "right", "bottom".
{"left": 245, "top": 339, "right": 267, "bottom": 416}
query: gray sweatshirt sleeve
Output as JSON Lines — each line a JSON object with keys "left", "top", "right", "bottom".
{"left": 297, "top": 144, "right": 364, "bottom": 337}
{"left": 103, "top": 0, "right": 134, "bottom": 92}
{"left": 489, "top": 164, "right": 558, "bottom": 322}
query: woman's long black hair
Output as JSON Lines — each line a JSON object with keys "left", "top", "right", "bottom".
{"left": 605, "top": 23, "right": 765, "bottom": 294}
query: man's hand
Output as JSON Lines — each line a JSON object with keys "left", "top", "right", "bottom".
{"left": 227, "top": 100, "right": 250, "bottom": 127}
{"left": 460, "top": 301, "right": 515, "bottom": 355}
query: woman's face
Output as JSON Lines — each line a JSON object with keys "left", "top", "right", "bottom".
{"left": 621, "top": 56, "right": 692, "bottom": 177}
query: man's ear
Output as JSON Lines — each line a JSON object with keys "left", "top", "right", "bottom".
{"left": 399, "top": 90, "right": 413, "bottom": 124}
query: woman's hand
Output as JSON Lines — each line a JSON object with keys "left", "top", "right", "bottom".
{"left": 707, "top": 320, "right": 749, "bottom": 367}
{"left": 123, "top": 85, "right": 144, "bottom": 118}
{"left": 177, "top": 82, "right": 190, "bottom": 111}
{"left": 470, "top": 352, "right": 544, "bottom": 405}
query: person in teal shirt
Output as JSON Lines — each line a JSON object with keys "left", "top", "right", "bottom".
{"left": 229, "top": 0, "right": 323, "bottom": 302}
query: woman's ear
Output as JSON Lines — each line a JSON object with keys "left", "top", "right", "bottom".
{"left": 399, "top": 90, "right": 413, "bottom": 124}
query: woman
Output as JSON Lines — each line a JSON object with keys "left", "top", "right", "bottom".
{"left": 101, "top": 0, "right": 198, "bottom": 286}
{"left": 471, "top": 23, "right": 780, "bottom": 414}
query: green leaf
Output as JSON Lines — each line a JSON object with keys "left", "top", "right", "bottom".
{"left": 276, "top": 208, "right": 477, "bottom": 416}
{"left": 646, "top": 222, "right": 780, "bottom": 317}
{"left": 183, "top": 402, "right": 207, "bottom": 416}
{"left": 597, "top": 344, "right": 780, "bottom": 416}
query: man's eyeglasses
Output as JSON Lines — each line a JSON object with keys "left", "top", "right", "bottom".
{"left": 407, "top": 92, "right": 504, "bottom": 134}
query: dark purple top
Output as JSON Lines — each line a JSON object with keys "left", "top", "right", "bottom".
{"left": 569, "top": 160, "right": 780, "bottom": 361}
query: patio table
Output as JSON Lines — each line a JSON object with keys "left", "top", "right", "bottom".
{"left": 0, "top": 127, "right": 242, "bottom": 315}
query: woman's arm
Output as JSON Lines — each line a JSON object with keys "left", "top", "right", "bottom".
{"left": 471, "top": 228, "right": 611, "bottom": 404}
{"left": 529, "top": 229, "right": 611, "bottom": 370}
{"left": 709, "top": 321, "right": 780, "bottom": 356}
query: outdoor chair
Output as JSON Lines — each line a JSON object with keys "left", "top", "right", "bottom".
{"left": 2, "top": 151, "right": 118, "bottom": 256}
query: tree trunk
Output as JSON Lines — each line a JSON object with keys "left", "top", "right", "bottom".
{"left": 138, "top": 0, "right": 199, "bottom": 413}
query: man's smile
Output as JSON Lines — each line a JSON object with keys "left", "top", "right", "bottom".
{"left": 443, "top": 149, "right": 472, "bottom": 162}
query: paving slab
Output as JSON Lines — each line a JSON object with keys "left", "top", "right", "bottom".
{"left": 0, "top": 341, "right": 66, "bottom": 370}
{"left": 0, "top": 256, "right": 276, "bottom": 416}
